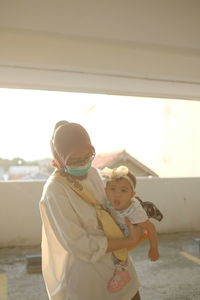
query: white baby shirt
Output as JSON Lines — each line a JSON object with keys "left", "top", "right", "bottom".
{"left": 107, "top": 198, "right": 148, "bottom": 237}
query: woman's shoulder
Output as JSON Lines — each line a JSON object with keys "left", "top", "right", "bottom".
{"left": 86, "top": 167, "right": 102, "bottom": 182}
{"left": 88, "top": 166, "right": 99, "bottom": 175}
{"left": 42, "top": 168, "right": 102, "bottom": 199}
{"left": 41, "top": 173, "right": 69, "bottom": 200}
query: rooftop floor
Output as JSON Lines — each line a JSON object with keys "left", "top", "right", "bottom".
{"left": 0, "top": 232, "right": 200, "bottom": 300}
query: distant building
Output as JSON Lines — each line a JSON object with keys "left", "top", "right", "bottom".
{"left": 21, "top": 172, "right": 49, "bottom": 181}
{"left": 0, "top": 167, "right": 4, "bottom": 180}
{"left": 8, "top": 166, "right": 40, "bottom": 180}
{"left": 38, "top": 158, "right": 52, "bottom": 167}
{"left": 92, "top": 149, "right": 159, "bottom": 177}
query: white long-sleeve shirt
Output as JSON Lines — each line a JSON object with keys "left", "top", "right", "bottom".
{"left": 39, "top": 167, "right": 140, "bottom": 300}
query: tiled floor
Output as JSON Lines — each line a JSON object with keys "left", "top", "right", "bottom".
{"left": 0, "top": 232, "right": 200, "bottom": 300}
{"left": 133, "top": 231, "right": 200, "bottom": 300}
{"left": 0, "top": 246, "right": 47, "bottom": 300}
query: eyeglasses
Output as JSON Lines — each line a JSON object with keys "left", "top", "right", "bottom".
{"left": 67, "top": 152, "right": 96, "bottom": 167}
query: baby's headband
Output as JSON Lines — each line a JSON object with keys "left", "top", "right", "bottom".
{"left": 101, "top": 166, "right": 135, "bottom": 190}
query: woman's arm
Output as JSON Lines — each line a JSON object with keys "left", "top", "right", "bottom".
{"left": 106, "top": 218, "right": 143, "bottom": 253}
{"left": 40, "top": 182, "right": 108, "bottom": 263}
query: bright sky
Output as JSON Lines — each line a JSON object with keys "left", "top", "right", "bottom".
{"left": 0, "top": 88, "right": 100, "bottom": 160}
{"left": 1, "top": 88, "right": 200, "bottom": 177}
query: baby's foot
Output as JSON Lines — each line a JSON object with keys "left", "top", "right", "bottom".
{"left": 107, "top": 270, "right": 131, "bottom": 293}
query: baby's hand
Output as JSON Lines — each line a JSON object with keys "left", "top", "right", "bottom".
{"left": 148, "top": 247, "right": 160, "bottom": 261}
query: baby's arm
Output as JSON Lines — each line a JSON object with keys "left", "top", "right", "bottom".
{"left": 138, "top": 220, "right": 160, "bottom": 261}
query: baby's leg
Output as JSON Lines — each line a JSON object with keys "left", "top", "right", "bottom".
{"left": 107, "top": 257, "right": 131, "bottom": 293}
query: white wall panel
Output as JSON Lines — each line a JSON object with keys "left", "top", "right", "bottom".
{"left": 0, "top": 178, "right": 199, "bottom": 247}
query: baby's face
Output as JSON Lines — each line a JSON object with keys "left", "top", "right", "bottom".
{"left": 105, "top": 178, "right": 135, "bottom": 210}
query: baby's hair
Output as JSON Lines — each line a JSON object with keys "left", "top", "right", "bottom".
{"left": 104, "top": 169, "right": 137, "bottom": 190}
{"left": 127, "top": 171, "right": 137, "bottom": 189}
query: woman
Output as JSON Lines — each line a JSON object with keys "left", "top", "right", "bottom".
{"left": 39, "top": 121, "right": 142, "bottom": 300}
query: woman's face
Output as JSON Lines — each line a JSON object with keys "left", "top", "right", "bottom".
{"left": 67, "top": 147, "right": 95, "bottom": 167}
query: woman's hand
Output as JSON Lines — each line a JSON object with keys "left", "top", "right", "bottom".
{"left": 125, "top": 217, "right": 143, "bottom": 244}
{"left": 106, "top": 218, "right": 144, "bottom": 253}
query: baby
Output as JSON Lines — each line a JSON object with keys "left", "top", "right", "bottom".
{"left": 101, "top": 165, "right": 160, "bottom": 292}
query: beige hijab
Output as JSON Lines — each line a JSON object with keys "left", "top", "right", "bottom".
{"left": 51, "top": 121, "right": 94, "bottom": 169}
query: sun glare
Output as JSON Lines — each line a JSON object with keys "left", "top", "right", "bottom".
{"left": 1, "top": 88, "right": 200, "bottom": 177}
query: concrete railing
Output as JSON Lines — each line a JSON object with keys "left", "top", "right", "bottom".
{"left": 136, "top": 177, "right": 200, "bottom": 234}
{"left": 0, "top": 181, "right": 44, "bottom": 247}
{"left": 0, "top": 177, "right": 200, "bottom": 247}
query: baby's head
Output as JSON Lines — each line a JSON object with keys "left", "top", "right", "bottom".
{"left": 101, "top": 166, "right": 136, "bottom": 210}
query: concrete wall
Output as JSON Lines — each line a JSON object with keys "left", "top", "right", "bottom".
{"left": 0, "top": 177, "right": 199, "bottom": 247}
{"left": 0, "top": 181, "right": 44, "bottom": 247}
{"left": 136, "top": 177, "right": 200, "bottom": 234}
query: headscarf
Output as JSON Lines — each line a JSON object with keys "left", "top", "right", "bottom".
{"left": 51, "top": 122, "right": 94, "bottom": 169}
